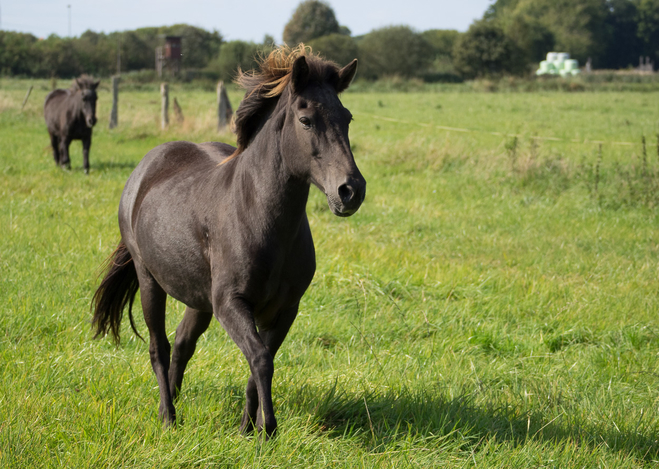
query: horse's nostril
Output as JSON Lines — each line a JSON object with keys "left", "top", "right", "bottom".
{"left": 338, "top": 183, "right": 354, "bottom": 204}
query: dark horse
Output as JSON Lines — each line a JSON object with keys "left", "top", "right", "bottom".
{"left": 44, "top": 75, "right": 99, "bottom": 173}
{"left": 91, "top": 47, "right": 366, "bottom": 437}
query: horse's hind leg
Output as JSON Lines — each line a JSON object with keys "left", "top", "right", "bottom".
{"left": 49, "top": 133, "right": 60, "bottom": 165}
{"left": 59, "top": 138, "right": 71, "bottom": 170}
{"left": 136, "top": 266, "right": 176, "bottom": 425}
{"left": 168, "top": 307, "right": 213, "bottom": 401}
{"left": 240, "top": 303, "right": 300, "bottom": 436}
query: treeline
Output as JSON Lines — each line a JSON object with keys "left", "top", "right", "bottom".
{"left": 0, "top": 24, "right": 222, "bottom": 78}
{"left": 1, "top": 0, "right": 658, "bottom": 82}
{"left": 454, "top": 0, "right": 659, "bottom": 78}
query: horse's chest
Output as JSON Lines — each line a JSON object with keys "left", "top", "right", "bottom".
{"left": 253, "top": 254, "right": 315, "bottom": 327}
{"left": 219, "top": 234, "right": 316, "bottom": 326}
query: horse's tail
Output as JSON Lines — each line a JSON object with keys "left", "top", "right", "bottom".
{"left": 91, "top": 240, "right": 144, "bottom": 344}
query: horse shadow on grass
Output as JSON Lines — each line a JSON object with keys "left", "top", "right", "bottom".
{"left": 286, "top": 382, "right": 659, "bottom": 463}
{"left": 93, "top": 161, "right": 138, "bottom": 172}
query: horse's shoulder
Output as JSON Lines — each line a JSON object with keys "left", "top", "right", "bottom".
{"left": 199, "top": 141, "right": 237, "bottom": 162}
{"left": 143, "top": 141, "right": 221, "bottom": 175}
{"left": 156, "top": 141, "right": 216, "bottom": 164}
{"left": 44, "top": 89, "right": 69, "bottom": 106}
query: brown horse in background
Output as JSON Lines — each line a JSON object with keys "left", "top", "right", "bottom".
{"left": 44, "top": 75, "right": 99, "bottom": 173}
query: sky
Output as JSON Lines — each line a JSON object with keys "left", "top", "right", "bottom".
{"left": 2, "top": 0, "right": 494, "bottom": 43}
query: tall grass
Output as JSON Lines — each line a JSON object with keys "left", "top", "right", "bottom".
{"left": 1, "top": 79, "right": 659, "bottom": 467}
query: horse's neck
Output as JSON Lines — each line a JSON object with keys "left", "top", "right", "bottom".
{"left": 67, "top": 90, "right": 82, "bottom": 112}
{"left": 230, "top": 122, "right": 310, "bottom": 234}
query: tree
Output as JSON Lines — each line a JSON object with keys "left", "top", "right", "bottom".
{"left": 601, "top": 0, "right": 643, "bottom": 69}
{"left": 35, "top": 35, "right": 81, "bottom": 78}
{"left": 308, "top": 34, "right": 358, "bottom": 66}
{"left": 263, "top": 34, "right": 276, "bottom": 48}
{"left": 358, "top": 26, "right": 434, "bottom": 79}
{"left": 283, "top": 0, "right": 340, "bottom": 45}
{"left": 208, "top": 40, "right": 266, "bottom": 82}
{"left": 452, "top": 21, "right": 525, "bottom": 79}
{"left": 119, "top": 30, "right": 153, "bottom": 72}
{"left": 636, "top": 0, "right": 659, "bottom": 62}
{"left": 484, "top": 0, "right": 608, "bottom": 64}
{"left": 0, "top": 31, "right": 40, "bottom": 76}
{"left": 75, "top": 30, "right": 116, "bottom": 76}
{"left": 0, "top": 24, "right": 225, "bottom": 78}
{"left": 420, "top": 29, "right": 462, "bottom": 76}
{"left": 503, "top": 13, "right": 555, "bottom": 63}
{"left": 484, "top": 0, "right": 521, "bottom": 19}
{"left": 159, "top": 24, "right": 223, "bottom": 69}
{"left": 420, "top": 30, "right": 462, "bottom": 58}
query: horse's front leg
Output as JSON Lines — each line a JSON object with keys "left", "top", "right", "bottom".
{"left": 82, "top": 136, "right": 92, "bottom": 174}
{"left": 59, "top": 137, "right": 71, "bottom": 170}
{"left": 214, "top": 295, "right": 277, "bottom": 438}
{"left": 240, "top": 303, "right": 299, "bottom": 435}
{"left": 49, "top": 133, "right": 60, "bottom": 165}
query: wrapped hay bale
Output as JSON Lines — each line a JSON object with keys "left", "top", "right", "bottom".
{"left": 537, "top": 60, "right": 557, "bottom": 75}
{"left": 564, "top": 59, "right": 579, "bottom": 71}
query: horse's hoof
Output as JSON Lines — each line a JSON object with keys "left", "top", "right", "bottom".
{"left": 239, "top": 417, "right": 255, "bottom": 435}
{"left": 260, "top": 424, "right": 277, "bottom": 441}
{"left": 159, "top": 405, "right": 176, "bottom": 428}
{"left": 84, "top": 168, "right": 89, "bottom": 175}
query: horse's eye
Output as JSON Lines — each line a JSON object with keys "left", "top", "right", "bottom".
{"left": 299, "top": 117, "right": 312, "bottom": 129}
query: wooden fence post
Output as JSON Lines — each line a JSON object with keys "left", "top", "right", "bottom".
{"left": 173, "top": 97, "right": 184, "bottom": 123}
{"left": 161, "top": 83, "right": 169, "bottom": 130}
{"left": 217, "top": 80, "right": 233, "bottom": 131}
{"left": 21, "top": 85, "right": 33, "bottom": 111}
{"left": 109, "top": 75, "right": 119, "bottom": 129}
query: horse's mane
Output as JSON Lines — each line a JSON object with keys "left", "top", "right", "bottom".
{"left": 228, "top": 45, "right": 341, "bottom": 161}
{"left": 71, "top": 74, "right": 98, "bottom": 91}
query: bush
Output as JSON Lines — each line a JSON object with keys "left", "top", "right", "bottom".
{"left": 207, "top": 41, "right": 271, "bottom": 82}
{"left": 0, "top": 31, "right": 40, "bottom": 76}
{"left": 452, "top": 21, "right": 526, "bottom": 79}
{"left": 420, "top": 29, "right": 463, "bottom": 80}
{"left": 283, "top": 0, "right": 341, "bottom": 45}
{"left": 308, "top": 34, "right": 359, "bottom": 67}
{"left": 358, "top": 26, "right": 434, "bottom": 80}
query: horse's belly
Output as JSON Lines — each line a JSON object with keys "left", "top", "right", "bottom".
{"left": 147, "top": 252, "right": 213, "bottom": 311}
{"left": 133, "top": 210, "right": 213, "bottom": 311}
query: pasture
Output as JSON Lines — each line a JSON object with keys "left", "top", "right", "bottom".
{"left": 1, "top": 78, "right": 659, "bottom": 467}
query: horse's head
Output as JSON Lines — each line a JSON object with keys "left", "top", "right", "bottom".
{"left": 76, "top": 77, "right": 100, "bottom": 128}
{"left": 281, "top": 56, "right": 366, "bottom": 217}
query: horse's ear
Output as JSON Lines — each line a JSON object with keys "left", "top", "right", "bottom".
{"left": 75, "top": 78, "right": 83, "bottom": 89}
{"left": 336, "top": 59, "right": 358, "bottom": 93}
{"left": 92, "top": 80, "right": 100, "bottom": 89}
{"left": 291, "top": 56, "right": 309, "bottom": 94}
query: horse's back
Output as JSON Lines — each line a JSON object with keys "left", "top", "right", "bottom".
{"left": 126, "top": 140, "right": 234, "bottom": 190}
{"left": 43, "top": 89, "right": 68, "bottom": 126}
{"left": 44, "top": 89, "right": 68, "bottom": 112}
{"left": 119, "top": 141, "right": 235, "bottom": 231}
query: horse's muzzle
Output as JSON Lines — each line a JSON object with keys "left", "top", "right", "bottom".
{"left": 329, "top": 177, "right": 366, "bottom": 217}
{"left": 87, "top": 117, "right": 97, "bottom": 128}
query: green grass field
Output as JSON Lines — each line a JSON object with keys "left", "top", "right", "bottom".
{"left": 2, "top": 78, "right": 659, "bottom": 467}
